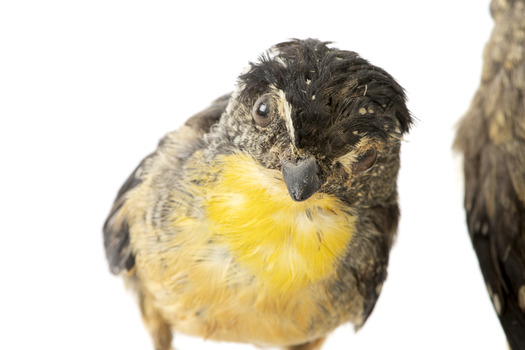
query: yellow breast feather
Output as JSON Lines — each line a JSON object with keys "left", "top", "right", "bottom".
{"left": 204, "top": 153, "right": 356, "bottom": 292}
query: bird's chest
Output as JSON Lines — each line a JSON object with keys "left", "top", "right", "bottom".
{"left": 137, "top": 153, "right": 357, "bottom": 344}
{"left": 200, "top": 153, "right": 356, "bottom": 292}
{"left": 146, "top": 214, "right": 352, "bottom": 346}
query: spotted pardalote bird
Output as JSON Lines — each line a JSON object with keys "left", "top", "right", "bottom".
{"left": 454, "top": 1, "right": 525, "bottom": 349}
{"left": 104, "top": 39, "right": 411, "bottom": 350}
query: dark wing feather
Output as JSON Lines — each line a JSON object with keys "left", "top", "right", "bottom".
{"left": 463, "top": 143, "right": 525, "bottom": 350}
{"left": 359, "top": 204, "right": 399, "bottom": 327}
{"left": 184, "top": 93, "right": 230, "bottom": 133}
{"left": 103, "top": 156, "right": 150, "bottom": 274}
{"left": 455, "top": 2, "right": 525, "bottom": 348}
{"left": 103, "top": 94, "right": 230, "bottom": 274}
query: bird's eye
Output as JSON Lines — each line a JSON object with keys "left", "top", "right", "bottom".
{"left": 252, "top": 95, "right": 275, "bottom": 127}
{"left": 353, "top": 147, "right": 378, "bottom": 173}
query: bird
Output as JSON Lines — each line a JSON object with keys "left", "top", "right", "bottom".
{"left": 454, "top": 1, "right": 525, "bottom": 349}
{"left": 103, "top": 38, "right": 412, "bottom": 350}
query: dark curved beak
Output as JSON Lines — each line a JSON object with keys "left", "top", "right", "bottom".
{"left": 281, "top": 156, "right": 322, "bottom": 202}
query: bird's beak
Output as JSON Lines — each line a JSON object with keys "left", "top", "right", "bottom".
{"left": 281, "top": 156, "right": 322, "bottom": 202}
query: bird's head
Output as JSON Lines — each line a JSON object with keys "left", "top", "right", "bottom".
{"left": 219, "top": 39, "right": 412, "bottom": 204}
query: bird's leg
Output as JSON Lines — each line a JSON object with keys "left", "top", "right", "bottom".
{"left": 138, "top": 289, "right": 173, "bottom": 350}
{"left": 285, "top": 337, "right": 326, "bottom": 350}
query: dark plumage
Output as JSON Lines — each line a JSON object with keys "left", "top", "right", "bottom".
{"left": 238, "top": 40, "right": 410, "bottom": 154}
{"left": 454, "top": 2, "right": 525, "bottom": 349}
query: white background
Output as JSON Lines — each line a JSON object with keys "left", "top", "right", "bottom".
{"left": 0, "top": 1, "right": 505, "bottom": 349}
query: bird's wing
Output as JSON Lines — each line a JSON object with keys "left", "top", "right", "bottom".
{"left": 103, "top": 94, "right": 230, "bottom": 274}
{"left": 462, "top": 139, "right": 525, "bottom": 349}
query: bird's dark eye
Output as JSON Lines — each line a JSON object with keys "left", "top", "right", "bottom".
{"left": 353, "top": 147, "right": 378, "bottom": 173}
{"left": 252, "top": 95, "right": 275, "bottom": 127}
